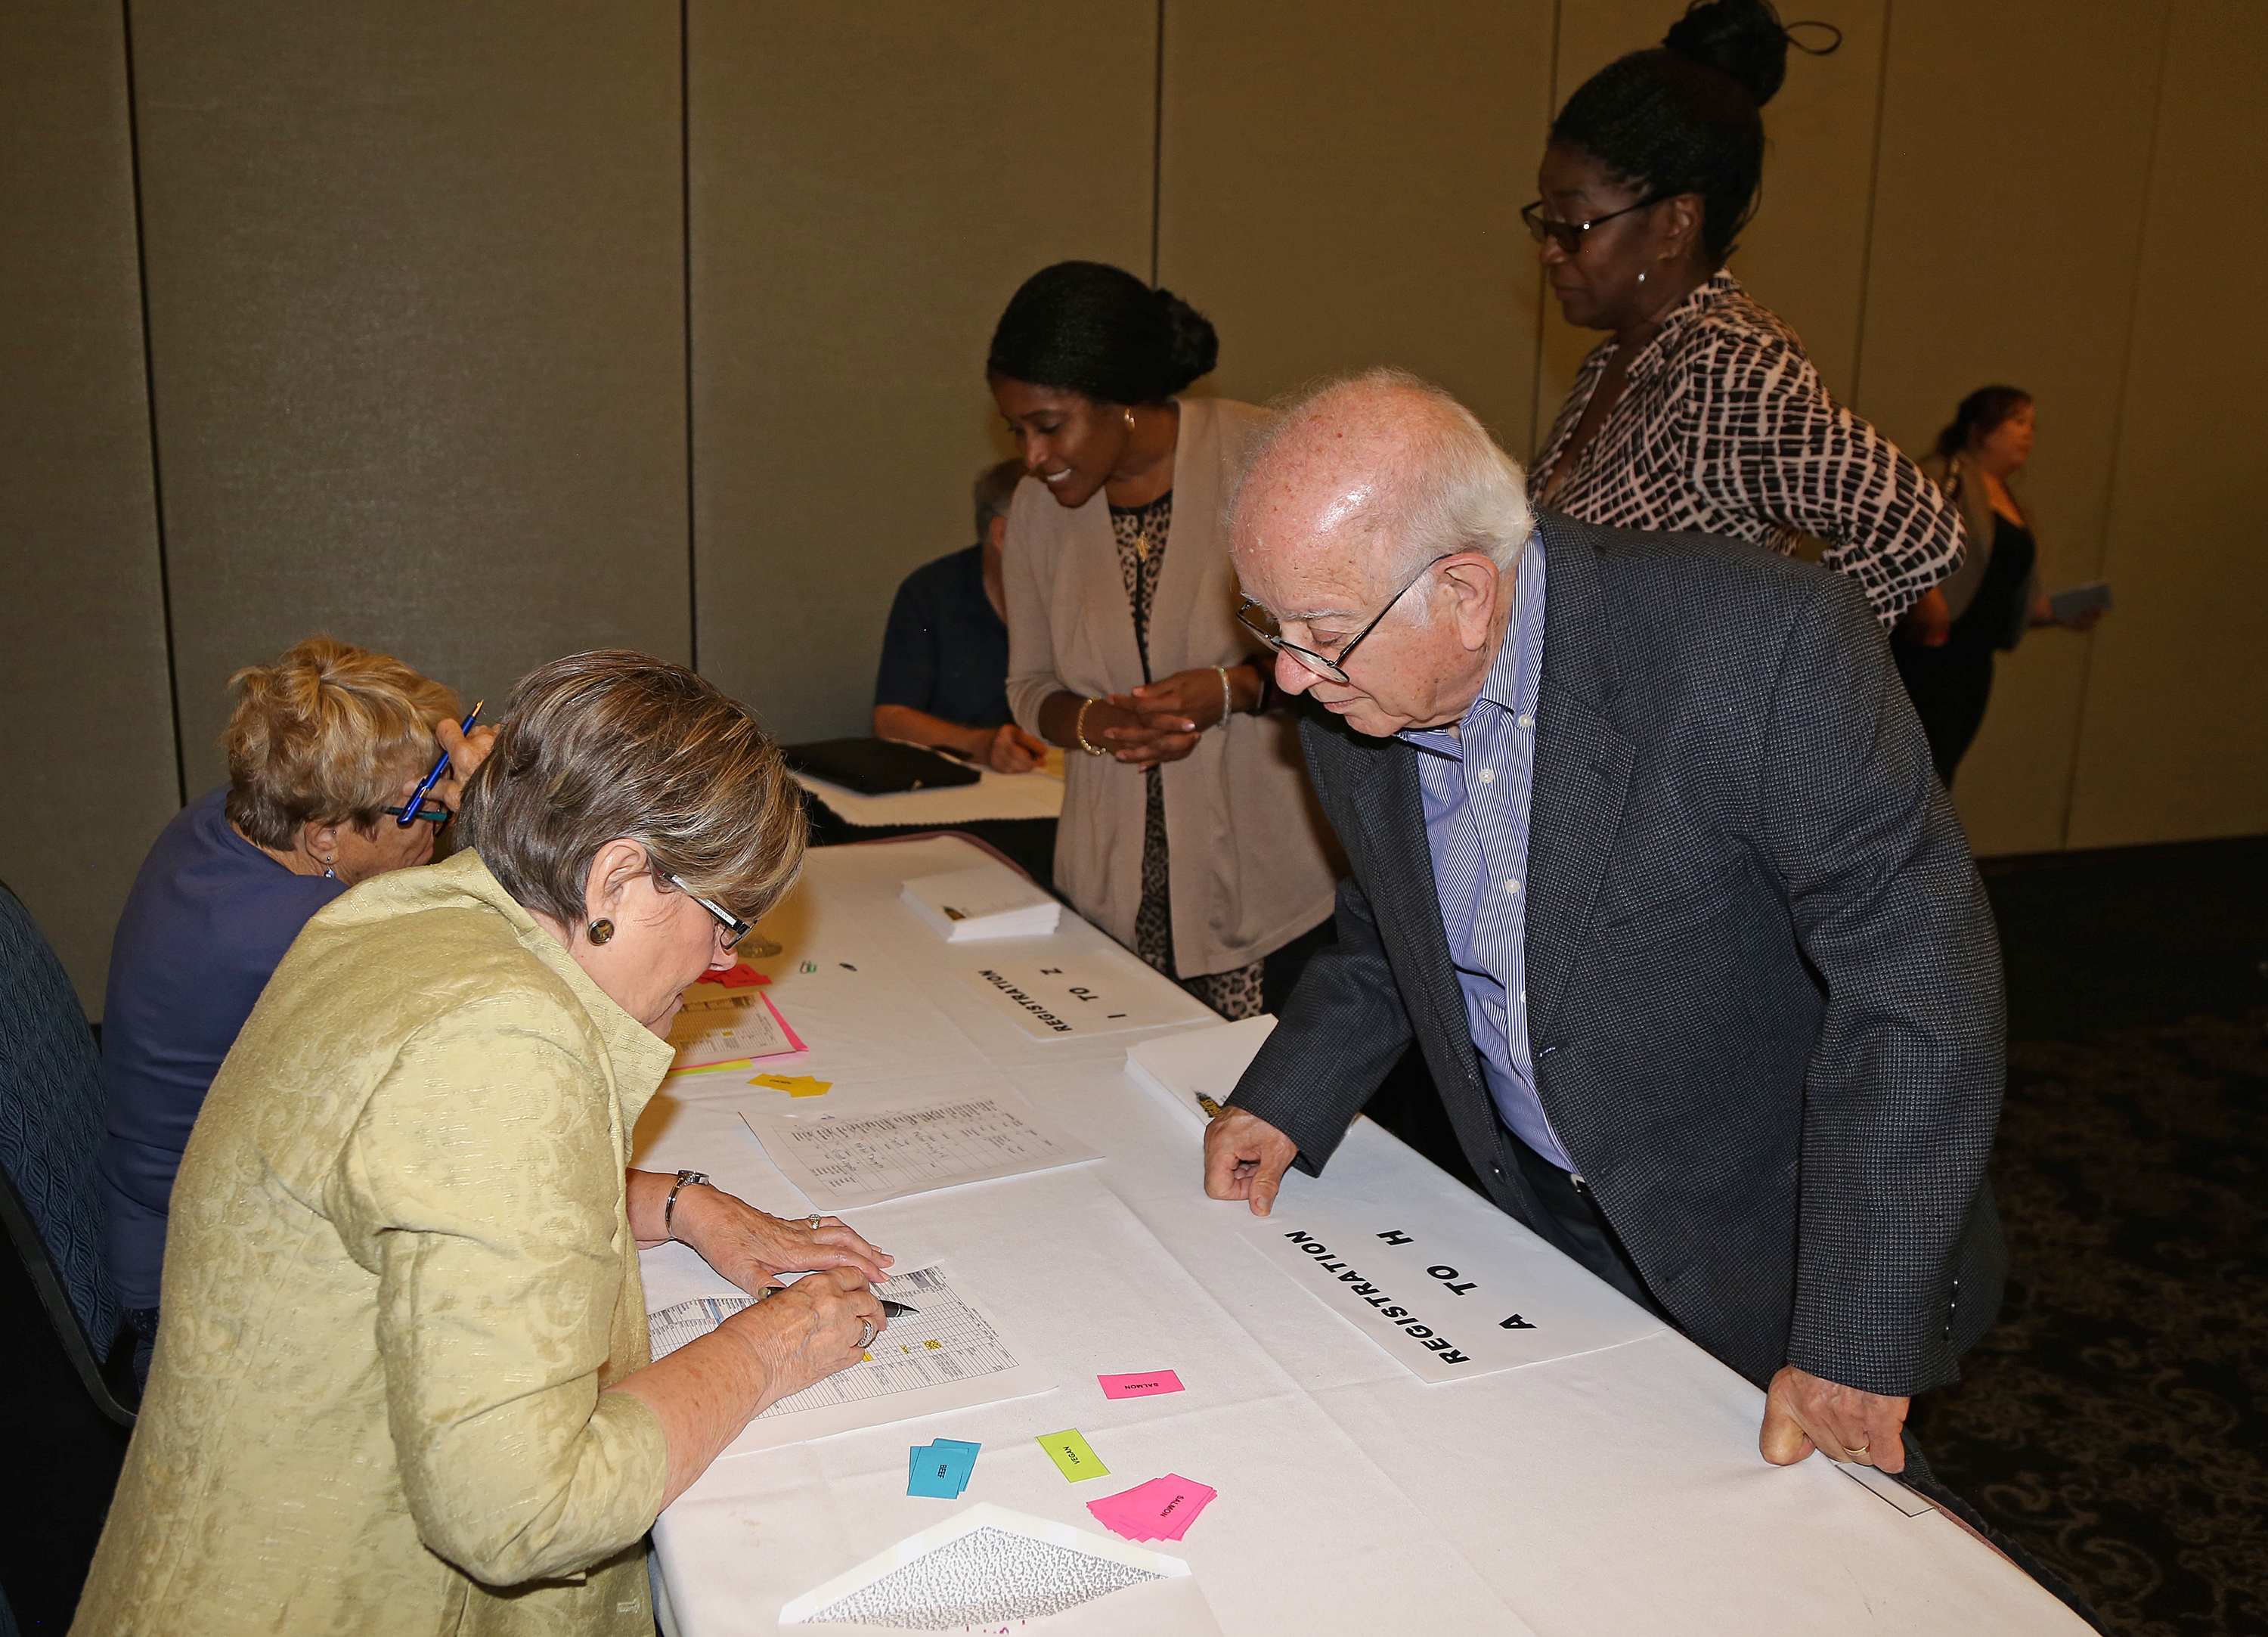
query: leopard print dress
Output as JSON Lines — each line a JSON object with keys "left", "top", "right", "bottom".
{"left": 1110, "top": 492, "right": 1266, "bottom": 1021}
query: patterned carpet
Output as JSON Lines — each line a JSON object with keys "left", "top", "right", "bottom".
{"left": 1908, "top": 1008, "right": 2268, "bottom": 1636}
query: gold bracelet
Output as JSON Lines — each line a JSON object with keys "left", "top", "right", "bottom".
{"left": 1074, "top": 696, "right": 1108, "bottom": 756}
{"left": 1213, "top": 665, "right": 1233, "bottom": 728}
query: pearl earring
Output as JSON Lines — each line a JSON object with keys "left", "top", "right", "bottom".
{"left": 1123, "top": 408, "right": 1136, "bottom": 432}
{"left": 586, "top": 919, "right": 615, "bottom": 944}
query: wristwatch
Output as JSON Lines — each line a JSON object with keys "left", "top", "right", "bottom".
{"left": 664, "top": 1169, "right": 710, "bottom": 1241}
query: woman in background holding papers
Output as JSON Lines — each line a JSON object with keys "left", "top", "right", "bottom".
{"left": 1893, "top": 386, "right": 2106, "bottom": 785}
{"left": 77, "top": 652, "right": 892, "bottom": 1637}
{"left": 989, "top": 261, "right": 1339, "bottom": 1019}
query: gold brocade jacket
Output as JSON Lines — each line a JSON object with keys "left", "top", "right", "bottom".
{"left": 74, "top": 849, "right": 675, "bottom": 1636}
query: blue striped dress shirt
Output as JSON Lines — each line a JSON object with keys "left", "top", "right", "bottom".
{"left": 1399, "top": 535, "right": 1575, "bottom": 1171}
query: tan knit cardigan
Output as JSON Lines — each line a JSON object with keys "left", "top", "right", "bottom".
{"left": 1004, "top": 396, "right": 1340, "bottom": 978}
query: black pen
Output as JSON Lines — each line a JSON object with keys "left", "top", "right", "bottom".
{"left": 398, "top": 701, "right": 483, "bottom": 826}
{"left": 748, "top": 1288, "right": 916, "bottom": 1319}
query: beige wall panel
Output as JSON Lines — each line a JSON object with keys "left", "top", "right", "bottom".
{"left": 2066, "top": 0, "right": 2268, "bottom": 847}
{"left": 1857, "top": 0, "right": 2167, "bottom": 855}
{"left": 1531, "top": 1, "right": 1887, "bottom": 452}
{"left": 1155, "top": 0, "right": 1555, "bottom": 457}
{"left": 0, "top": 1, "right": 176, "bottom": 1015}
{"left": 690, "top": 3, "right": 1155, "bottom": 743}
{"left": 132, "top": 2, "right": 690, "bottom": 792}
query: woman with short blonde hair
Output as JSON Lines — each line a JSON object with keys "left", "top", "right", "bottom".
{"left": 222, "top": 634, "right": 462, "bottom": 858}
{"left": 100, "top": 635, "right": 476, "bottom": 1386}
{"left": 79, "top": 651, "right": 889, "bottom": 1637}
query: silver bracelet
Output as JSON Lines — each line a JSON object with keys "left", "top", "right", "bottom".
{"left": 665, "top": 1169, "right": 709, "bottom": 1240}
{"left": 1213, "top": 665, "right": 1233, "bottom": 729}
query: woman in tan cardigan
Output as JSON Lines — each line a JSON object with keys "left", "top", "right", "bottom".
{"left": 989, "top": 262, "right": 1338, "bottom": 1018}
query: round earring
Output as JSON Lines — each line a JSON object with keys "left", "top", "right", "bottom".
{"left": 321, "top": 857, "right": 338, "bottom": 880}
{"left": 1123, "top": 408, "right": 1136, "bottom": 433}
{"left": 1637, "top": 268, "right": 1648, "bottom": 288}
{"left": 586, "top": 919, "right": 615, "bottom": 945}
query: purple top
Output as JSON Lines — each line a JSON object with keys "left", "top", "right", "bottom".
{"left": 98, "top": 786, "right": 342, "bottom": 1310}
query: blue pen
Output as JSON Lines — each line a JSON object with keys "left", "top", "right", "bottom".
{"left": 397, "top": 701, "right": 484, "bottom": 826}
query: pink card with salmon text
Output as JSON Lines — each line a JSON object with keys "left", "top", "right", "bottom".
{"left": 1097, "top": 1371, "right": 1185, "bottom": 1400}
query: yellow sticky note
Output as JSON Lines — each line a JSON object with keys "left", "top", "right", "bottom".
{"left": 750, "top": 1074, "right": 832, "bottom": 1098}
{"left": 1036, "top": 1428, "right": 1108, "bottom": 1483}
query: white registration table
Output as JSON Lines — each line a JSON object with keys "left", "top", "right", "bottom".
{"left": 632, "top": 837, "right": 2084, "bottom": 1636}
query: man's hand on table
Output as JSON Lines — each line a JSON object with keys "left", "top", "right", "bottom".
{"left": 1203, "top": 1108, "right": 1299, "bottom": 1217}
{"left": 983, "top": 721, "right": 1048, "bottom": 774}
{"left": 1759, "top": 1365, "right": 1910, "bottom": 1474}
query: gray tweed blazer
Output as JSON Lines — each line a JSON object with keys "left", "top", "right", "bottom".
{"left": 1227, "top": 510, "right": 2007, "bottom": 1397}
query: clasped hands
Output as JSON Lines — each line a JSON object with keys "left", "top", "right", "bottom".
{"left": 1202, "top": 1108, "right": 1911, "bottom": 1474}
{"left": 1083, "top": 667, "right": 1238, "bottom": 766}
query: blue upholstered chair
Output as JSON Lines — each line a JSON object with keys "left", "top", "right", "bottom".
{"left": 0, "top": 879, "right": 135, "bottom": 1427}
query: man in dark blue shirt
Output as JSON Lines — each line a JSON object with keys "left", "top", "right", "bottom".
{"left": 872, "top": 459, "right": 1046, "bottom": 773}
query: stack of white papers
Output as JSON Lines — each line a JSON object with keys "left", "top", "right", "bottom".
{"left": 1123, "top": 1015, "right": 1277, "bottom": 1133}
{"left": 901, "top": 865, "right": 1061, "bottom": 941}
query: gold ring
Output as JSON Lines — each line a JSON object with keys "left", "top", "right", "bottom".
{"left": 1843, "top": 1443, "right": 1871, "bottom": 1459}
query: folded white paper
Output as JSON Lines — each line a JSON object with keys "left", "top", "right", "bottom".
{"left": 1123, "top": 1015, "right": 1278, "bottom": 1134}
{"left": 902, "top": 864, "right": 1062, "bottom": 942}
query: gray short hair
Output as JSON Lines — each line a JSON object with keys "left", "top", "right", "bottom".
{"left": 456, "top": 651, "right": 805, "bottom": 928}
{"left": 1233, "top": 367, "right": 1535, "bottom": 590}
{"left": 973, "top": 457, "right": 1024, "bottom": 538}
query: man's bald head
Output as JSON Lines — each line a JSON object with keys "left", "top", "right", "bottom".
{"left": 1228, "top": 369, "right": 1537, "bottom": 737}
{"left": 1229, "top": 367, "right": 1533, "bottom": 614}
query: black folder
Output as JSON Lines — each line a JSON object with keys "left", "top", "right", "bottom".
{"left": 785, "top": 738, "right": 982, "bottom": 795}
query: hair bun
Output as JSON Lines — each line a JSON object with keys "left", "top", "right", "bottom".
{"left": 1152, "top": 287, "right": 1219, "bottom": 395}
{"left": 1663, "top": 0, "right": 1790, "bottom": 106}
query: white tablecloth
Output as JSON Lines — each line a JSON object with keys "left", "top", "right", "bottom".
{"left": 634, "top": 837, "right": 2085, "bottom": 1636}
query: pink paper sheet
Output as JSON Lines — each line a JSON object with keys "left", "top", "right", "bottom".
{"left": 1086, "top": 1473, "right": 1217, "bottom": 1542}
{"left": 1097, "top": 1370, "right": 1185, "bottom": 1400}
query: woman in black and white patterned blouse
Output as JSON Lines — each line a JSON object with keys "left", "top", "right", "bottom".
{"left": 1526, "top": 0, "right": 1960, "bottom": 624}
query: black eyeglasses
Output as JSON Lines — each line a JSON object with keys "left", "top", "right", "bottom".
{"left": 653, "top": 867, "right": 752, "bottom": 950}
{"left": 383, "top": 801, "right": 451, "bottom": 826}
{"left": 1520, "top": 195, "right": 1667, "bottom": 256}
{"left": 1236, "top": 554, "right": 1457, "bottom": 687}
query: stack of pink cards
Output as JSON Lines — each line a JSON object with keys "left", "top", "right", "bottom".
{"left": 1085, "top": 1474, "right": 1217, "bottom": 1543}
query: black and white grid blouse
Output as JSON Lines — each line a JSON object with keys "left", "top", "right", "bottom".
{"left": 1532, "top": 270, "right": 1961, "bottom": 624}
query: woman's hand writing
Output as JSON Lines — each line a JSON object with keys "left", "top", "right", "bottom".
{"left": 727, "top": 1267, "right": 885, "bottom": 1400}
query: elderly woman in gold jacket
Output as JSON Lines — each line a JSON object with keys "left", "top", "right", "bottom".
{"left": 76, "top": 653, "right": 891, "bottom": 1636}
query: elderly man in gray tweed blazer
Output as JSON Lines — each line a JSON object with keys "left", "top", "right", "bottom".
{"left": 1209, "top": 367, "right": 2005, "bottom": 1477}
